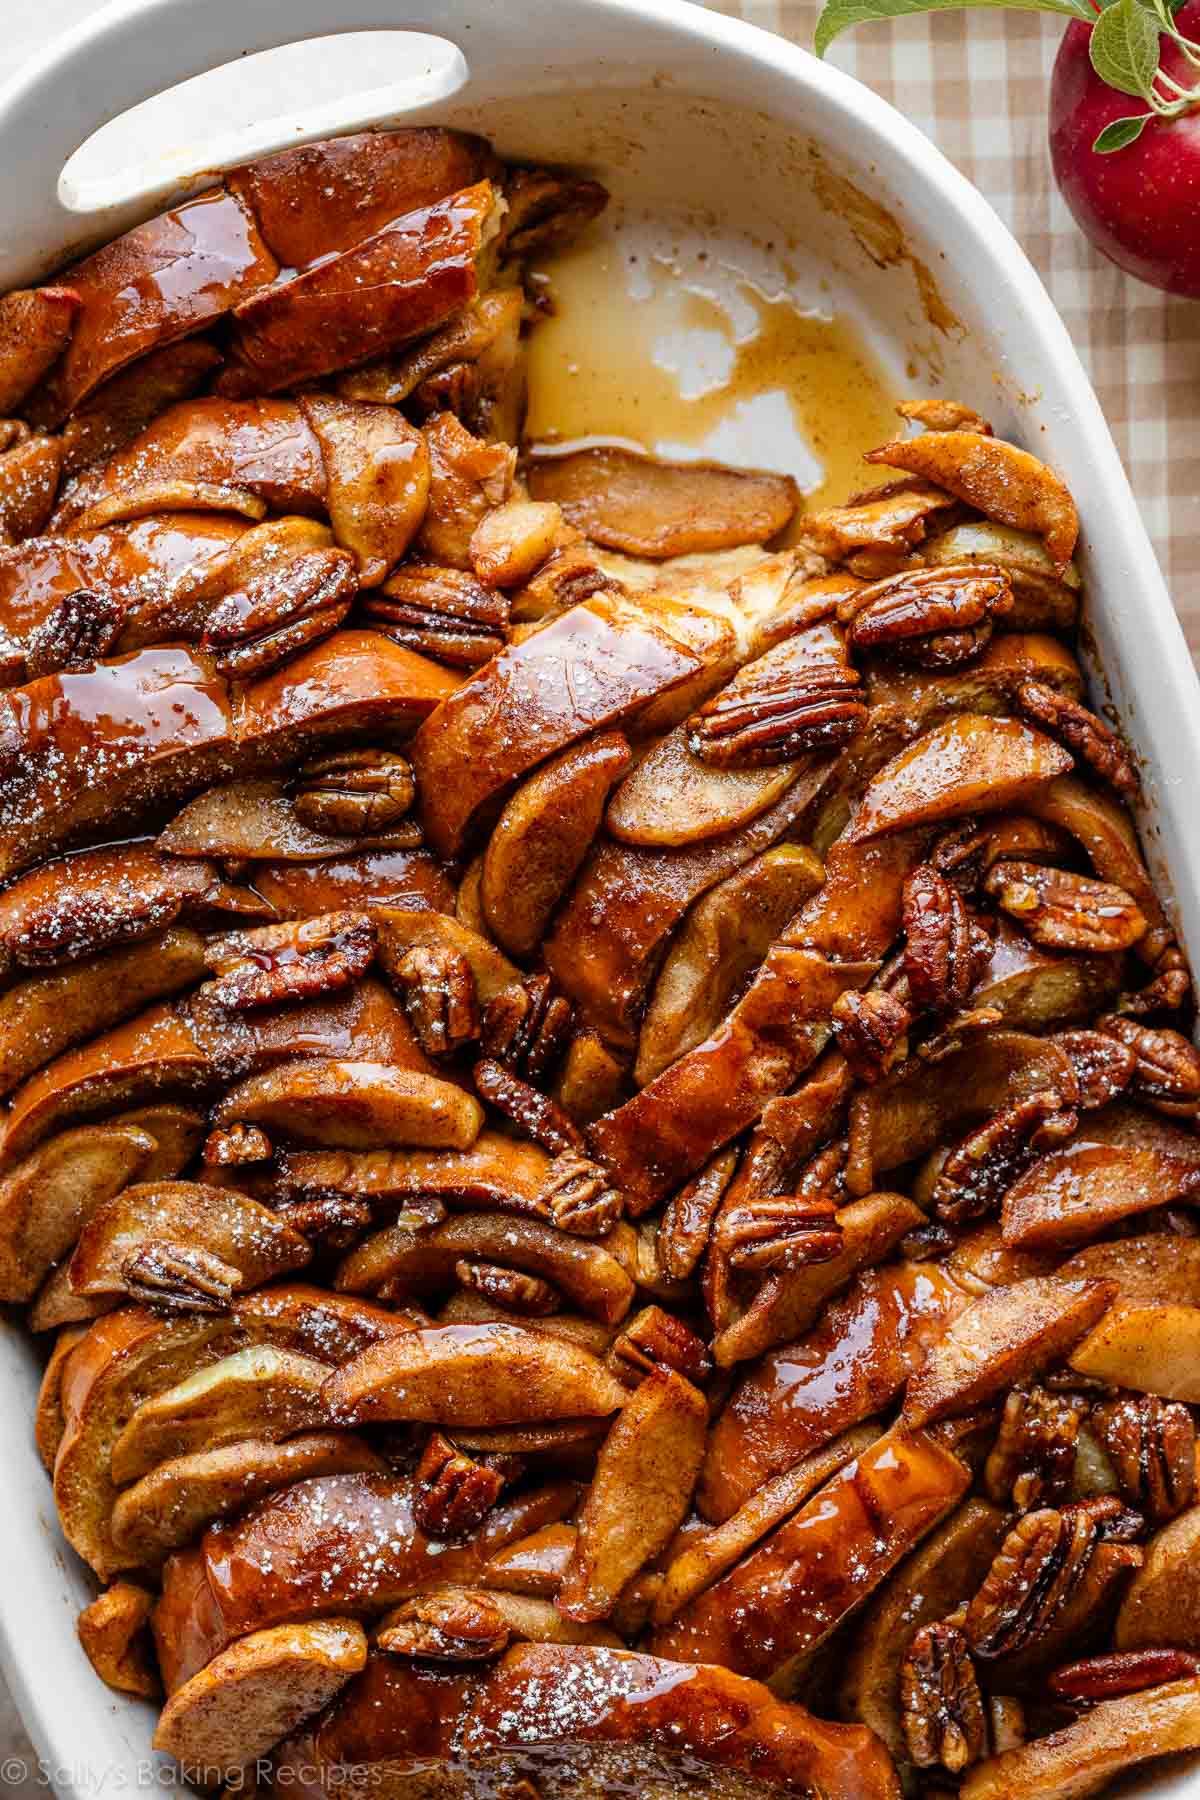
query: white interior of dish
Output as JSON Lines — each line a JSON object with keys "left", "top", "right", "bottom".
{"left": 1, "top": 4, "right": 1199, "bottom": 1793}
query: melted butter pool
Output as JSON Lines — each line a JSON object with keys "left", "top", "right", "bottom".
{"left": 524, "top": 227, "right": 901, "bottom": 516}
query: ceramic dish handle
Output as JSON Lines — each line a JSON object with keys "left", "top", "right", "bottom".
{"left": 0, "top": 0, "right": 525, "bottom": 285}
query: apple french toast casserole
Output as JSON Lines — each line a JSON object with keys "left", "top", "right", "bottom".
{"left": 0, "top": 124, "right": 1197, "bottom": 1800}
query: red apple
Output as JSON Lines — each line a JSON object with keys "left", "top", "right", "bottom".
{"left": 1050, "top": 2, "right": 1200, "bottom": 295}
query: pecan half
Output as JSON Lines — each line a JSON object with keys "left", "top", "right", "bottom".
{"left": 473, "top": 1058, "right": 584, "bottom": 1156}
{"left": 454, "top": 1258, "right": 561, "bottom": 1317}
{"left": 376, "top": 1591, "right": 510, "bottom": 1661}
{"left": 120, "top": 1243, "right": 238, "bottom": 1313}
{"left": 687, "top": 661, "right": 867, "bottom": 768}
{"left": 24, "top": 587, "right": 125, "bottom": 680}
{"left": 361, "top": 563, "right": 510, "bottom": 668}
{"left": 1049, "top": 1648, "right": 1200, "bottom": 1703}
{"left": 932, "top": 1092, "right": 1078, "bottom": 1225}
{"left": 607, "top": 1305, "right": 713, "bottom": 1390}
{"left": 1014, "top": 679, "right": 1139, "bottom": 798}
{"left": 841, "top": 561, "right": 1013, "bottom": 669}
{"left": 272, "top": 1192, "right": 373, "bottom": 1249}
{"left": 715, "top": 1194, "right": 843, "bottom": 1276}
{"left": 903, "top": 865, "right": 988, "bottom": 1012}
{"left": 412, "top": 1432, "right": 516, "bottom": 1539}
{"left": 481, "top": 975, "right": 573, "bottom": 1085}
{"left": 658, "top": 1151, "right": 738, "bottom": 1282}
{"left": 291, "top": 748, "right": 415, "bottom": 837}
{"left": 901, "top": 1623, "right": 987, "bottom": 1773}
{"left": 984, "top": 1386, "right": 1087, "bottom": 1511}
{"left": 392, "top": 943, "right": 480, "bottom": 1059}
{"left": 1118, "top": 944, "right": 1192, "bottom": 1016}
{"left": 202, "top": 1122, "right": 272, "bottom": 1166}
{"left": 1094, "top": 1014, "right": 1200, "bottom": 1117}
{"left": 202, "top": 548, "right": 357, "bottom": 678}
{"left": 1091, "top": 1394, "right": 1196, "bottom": 1524}
{"left": 205, "top": 911, "right": 376, "bottom": 1010}
{"left": 964, "top": 1501, "right": 1138, "bottom": 1660}
{"left": 1054, "top": 1029, "right": 1137, "bottom": 1110}
{"left": 512, "top": 530, "right": 618, "bottom": 620}
{"left": 538, "top": 1153, "right": 624, "bottom": 1237}
{"left": 984, "top": 860, "right": 1148, "bottom": 954}
{"left": 830, "top": 987, "right": 911, "bottom": 1083}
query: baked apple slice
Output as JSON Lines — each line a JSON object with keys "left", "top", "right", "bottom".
{"left": 968, "top": 915, "right": 1122, "bottom": 1028}
{"left": 299, "top": 394, "right": 429, "bottom": 584}
{"left": 57, "top": 341, "right": 225, "bottom": 477}
{"left": 30, "top": 188, "right": 277, "bottom": 423}
{"left": 1069, "top": 1305, "right": 1200, "bottom": 1403}
{"left": 110, "top": 1344, "right": 335, "bottom": 1483}
{"left": 0, "top": 286, "right": 80, "bottom": 413}
{"left": 959, "top": 1678, "right": 1200, "bottom": 1800}
{"left": 528, "top": 446, "right": 799, "bottom": 556}
{"left": 650, "top": 1424, "right": 970, "bottom": 1682}
{"left": 902, "top": 1276, "right": 1116, "bottom": 1426}
{"left": 849, "top": 715, "right": 1073, "bottom": 841}
{"left": 1116, "top": 1506, "right": 1200, "bottom": 1652}
{"left": 34, "top": 1325, "right": 88, "bottom": 1472}
{"left": 0, "top": 1121, "right": 156, "bottom": 1302}
{"left": 605, "top": 722, "right": 805, "bottom": 848}
{"left": 410, "top": 585, "right": 739, "bottom": 858}
{"left": 326, "top": 1321, "right": 625, "bottom": 1427}
{"left": 212, "top": 1061, "right": 483, "bottom": 1151}
{"left": 698, "top": 1261, "right": 966, "bottom": 1522}
{"left": 274, "top": 1131, "right": 551, "bottom": 1215}
{"left": 110, "top": 1430, "right": 384, "bottom": 1566}
{"left": 221, "top": 181, "right": 497, "bottom": 394}
{"left": 153, "top": 1618, "right": 367, "bottom": 1773}
{"left": 1002, "top": 1102, "right": 1200, "bottom": 1249}
{"left": 0, "top": 435, "right": 63, "bottom": 540}
{"left": 153, "top": 1472, "right": 578, "bottom": 1688}
{"left": 336, "top": 1212, "right": 635, "bottom": 1326}
{"left": 68, "top": 1179, "right": 311, "bottom": 1304}
{"left": 158, "top": 779, "right": 420, "bottom": 862}
{"left": 480, "top": 731, "right": 631, "bottom": 958}
{"left": 557, "top": 1368, "right": 707, "bottom": 1621}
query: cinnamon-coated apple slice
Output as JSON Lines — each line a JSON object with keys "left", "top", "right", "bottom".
{"left": 154, "top": 1618, "right": 367, "bottom": 1772}
{"left": 110, "top": 1430, "right": 386, "bottom": 1565}
{"left": 480, "top": 731, "right": 631, "bottom": 959}
{"left": 0, "top": 1122, "right": 156, "bottom": 1303}
{"left": 967, "top": 915, "right": 1121, "bottom": 1028}
{"left": 69, "top": 1179, "right": 311, "bottom": 1303}
{"left": 213, "top": 1061, "right": 483, "bottom": 1151}
{"left": 902, "top": 1276, "right": 1115, "bottom": 1426}
{"left": 76, "top": 1580, "right": 159, "bottom": 1698}
{"left": 0, "top": 435, "right": 63, "bottom": 540}
{"left": 635, "top": 843, "right": 825, "bottom": 1086}
{"left": 299, "top": 395, "right": 429, "bottom": 585}
{"left": 865, "top": 430, "right": 1079, "bottom": 572}
{"left": 1062, "top": 1234, "right": 1200, "bottom": 1307}
{"left": 0, "top": 928, "right": 207, "bottom": 1097}
{"left": 31, "top": 190, "right": 277, "bottom": 424}
{"left": 849, "top": 715, "right": 1073, "bottom": 842}
{"left": 409, "top": 585, "right": 738, "bottom": 858}
{"left": 158, "top": 780, "right": 420, "bottom": 862}
{"left": 555, "top": 1368, "right": 707, "bottom": 1623}
{"left": 651, "top": 1424, "right": 970, "bottom": 1683}
{"left": 859, "top": 1027, "right": 1078, "bottom": 1178}
{"left": 221, "top": 181, "right": 497, "bottom": 395}
{"left": 528, "top": 446, "right": 799, "bottom": 557}
{"left": 1115, "top": 1508, "right": 1200, "bottom": 1652}
{"left": 698, "top": 1262, "right": 966, "bottom": 1523}
{"left": 227, "top": 127, "right": 495, "bottom": 268}
{"left": 0, "top": 286, "right": 79, "bottom": 413}
{"left": 959, "top": 1679, "right": 1200, "bottom": 1800}
{"left": 545, "top": 762, "right": 832, "bottom": 1050}
{"left": 336, "top": 1212, "right": 634, "bottom": 1326}
{"left": 712, "top": 1190, "right": 924, "bottom": 1367}
{"left": 110, "top": 1344, "right": 335, "bottom": 1483}
{"left": 1069, "top": 1304, "right": 1200, "bottom": 1403}
{"left": 58, "top": 341, "right": 225, "bottom": 477}
{"left": 274, "top": 1131, "right": 551, "bottom": 1215}
{"left": 605, "top": 724, "right": 801, "bottom": 848}
{"left": 154, "top": 1473, "right": 578, "bottom": 1690}
{"left": 2, "top": 1003, "right": 215, "bottom": 1164}
{"left": 325, "top": 1321, "right": 625, "bottom": 1427}
{"left": 379, "top": 1586, "right": 622, "bottom": 1654}
{"left": 1001, "top": 1102, "right": 1200, "bottom": 1249}
{"left": 482, "top": 1521, "right": 578, "bottom": 1595}
{"left": 840, "top": 1497, "right": 1011, "bottom": 1761}
{"left": 653, "top": 1423, "right": 881, "bottom": 1627}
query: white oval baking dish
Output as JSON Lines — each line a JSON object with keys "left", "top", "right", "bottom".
{"left": 1, "top": 0, "right": 1198, "bottom": 1792}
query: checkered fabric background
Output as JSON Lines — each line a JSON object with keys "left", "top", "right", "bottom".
{"left": 704, "top": 0, "right": 1200, "bottom": 658}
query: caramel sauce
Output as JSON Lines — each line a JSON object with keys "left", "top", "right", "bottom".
{"left": 524, "top": 230, "right": 900, "bottom": 515}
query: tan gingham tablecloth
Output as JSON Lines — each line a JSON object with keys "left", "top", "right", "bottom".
{"left": 706, "top": 0, "right": 1200, "bottom": 657}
